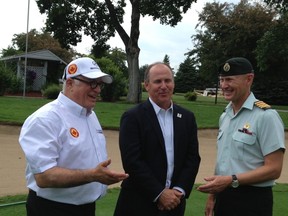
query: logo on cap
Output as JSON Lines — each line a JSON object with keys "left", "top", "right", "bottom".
{"left": 223, "top": 63, "right": 230, "bottom": 72}
{"left": 70, "top": 127, "right": 79, "bottom": 138}
{"left": 68, "top": 64, "right": 78, "bottom": 75}
{"left": 92, "top": 60, "right": 98, "bottom": 66}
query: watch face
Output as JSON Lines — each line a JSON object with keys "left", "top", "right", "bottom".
{"left": 231, "top": 175, "right": 239, "bottom": 188}
{"left": 232, "top": 180, "right": 239, "bottom": 188}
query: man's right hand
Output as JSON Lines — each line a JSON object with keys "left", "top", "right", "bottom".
{"left": 93, "top": 159, "right": 129, "bottom": 185}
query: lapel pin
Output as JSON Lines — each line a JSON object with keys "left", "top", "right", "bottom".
{"left": 177, "top": 113, "right": 182, "bottom": 118}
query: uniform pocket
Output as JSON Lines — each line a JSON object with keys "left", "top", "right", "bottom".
{"left": 231, "top": 131, "right": 256, "bottom": 160}
{"left": 232, "top": 131, "right": 256, "bottom": 145}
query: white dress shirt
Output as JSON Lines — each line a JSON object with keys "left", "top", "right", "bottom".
{"left": 19, "top": 92, "right": 107, "bottom": 205}
{"left": 149, "top": 98, "right": 174, "bottom": 187}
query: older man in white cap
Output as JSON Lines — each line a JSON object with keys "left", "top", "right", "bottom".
{"left": 19, "top": 57, "right": 128, "bottom": 216}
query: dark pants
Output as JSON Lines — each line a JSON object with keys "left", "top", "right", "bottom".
{"left": 214, "top": 186, "right": 273, "bottom": 216}
{"left": 114, "top": 188, "right": 186, "bottom": 216}
{"left": 26, "top": 190, "right": 96, "bottom": 216}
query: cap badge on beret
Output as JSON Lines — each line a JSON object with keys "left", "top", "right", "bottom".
{"left": 68, "top": 64, "right": 78, "bottom": 75}
{"left": 223, "top": 63, "right": 230, "bottom": 72}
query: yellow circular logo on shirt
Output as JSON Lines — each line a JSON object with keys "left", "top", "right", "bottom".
{"left": 70, "top": 127, "right": 79, "bottom": 138}
{"left": 244, "top": 123, "right": 250, "bottom": 129}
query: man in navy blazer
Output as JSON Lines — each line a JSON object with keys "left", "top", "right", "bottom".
{"left": 114, "top": 62, "right": 201, "bottom": 216}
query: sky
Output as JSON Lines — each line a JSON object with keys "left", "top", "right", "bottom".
{"left": 0, "top": 0, "right": 238, "bottom": 70}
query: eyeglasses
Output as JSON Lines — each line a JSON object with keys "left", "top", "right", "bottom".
{"left": 72, "top": 77, "right": 104, "bottom": 89}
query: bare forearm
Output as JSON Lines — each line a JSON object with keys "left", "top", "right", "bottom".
{"left": 35, "top": 167, "right": 95, "bottom": 188}
{"left": 34, "top": 159, "right": 129, "bottom": 188}
{"left": 238, "top": 150, "right": 284, "bottom": 185}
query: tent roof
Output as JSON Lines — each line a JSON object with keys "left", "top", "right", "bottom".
{"left": 0, "top": 49, "right": 67, "bottom": 64}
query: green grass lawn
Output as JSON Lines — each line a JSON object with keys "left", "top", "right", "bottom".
{"left": 1, "top": 184, "right": 287, "bottom": 215}
{"left": 0, "top": 93, "right": 287, "bottom": 129}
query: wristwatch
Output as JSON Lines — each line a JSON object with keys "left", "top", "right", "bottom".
{"left": 231, "top": 175, "right": 239, "bottom": 188}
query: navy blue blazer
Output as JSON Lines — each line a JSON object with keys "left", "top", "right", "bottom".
{"left": 118, "top": 99, "right": 201, "bottom": 201}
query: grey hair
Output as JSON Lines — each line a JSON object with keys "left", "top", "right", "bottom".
{"left": 62, "top": 80, "right": 67, "bottom": 93}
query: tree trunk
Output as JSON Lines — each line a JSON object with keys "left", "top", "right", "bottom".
{"left": 126, "top": 46, "right": 141, "bottom": 103}
{"left": 125, "top": 0, "right": 141, "bottom": 103}
{"left": 106, "top": 0, "right": 141, "bottom": 103}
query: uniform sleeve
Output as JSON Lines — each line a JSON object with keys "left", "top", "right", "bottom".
{"left": 256, "top": 110, "right": 285, "bottom": 156}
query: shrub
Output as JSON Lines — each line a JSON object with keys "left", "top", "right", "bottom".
{"left": 184, "top": 91, "right": 197, "bottom": 101}
{"left": 96, "top": 57, "right": 127, "bottom": 101}
{"left": 142, "top": 82, "right": 146, "bottom": 92}
{"left": 43, "top": 84, "right": 61, "bottom": 99}
{"left": 0, "top": 62, "right": 13, "bottom": 96}
{"left": 6, "top": 75, "right": 22, "bottom": 94}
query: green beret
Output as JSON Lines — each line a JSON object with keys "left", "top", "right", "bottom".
{"left": 218, "top": 57, "right": 254, "bottom": 76}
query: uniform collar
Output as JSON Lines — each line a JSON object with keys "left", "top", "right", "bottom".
{"left": 226, "top": 92, "right": 257, "bottom": 113}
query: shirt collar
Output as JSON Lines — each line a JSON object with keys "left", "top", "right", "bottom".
{"left": 226, "top": 92, "right": 257, "bottom": 112}
{"left": 149, "top": 98, "right": 173, "bottom": 115}
{"left": 58, "top": 92, "right": 91, "bottom": 116}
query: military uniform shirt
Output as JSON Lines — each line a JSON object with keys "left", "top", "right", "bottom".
{"left": 216, "top": 93, "right": 285, "bottom": 187}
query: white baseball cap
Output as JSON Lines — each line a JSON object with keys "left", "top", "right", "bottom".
{"left": 63, "top": 57, "right": 113, "bottom": 84}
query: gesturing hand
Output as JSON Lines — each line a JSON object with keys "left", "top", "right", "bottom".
{"left": 93, "top": 159, "right": 129, "bottom": 185}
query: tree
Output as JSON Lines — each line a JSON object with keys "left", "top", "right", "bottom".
{"left": 174, "top": 57, "right": 200, "bottom": 93}
{"left": 188, "top": 0, "right": 275, "bottom": 88}
{"left": 253, "top": 13, "right": 288, "bottom": 105}
{"left": 95, "top": 57, "right": 127, "bottom": 102}
{"left": 255, "top": 14, "right": 288, "bottom": 73}
{"left": 106, "top": 47, "right": 128, "bottom": 79}
{"left": 163, "top": 54, "right": 170, "bottom": 65}
{"left": 139, "top": 64, "right": 148, "bottom": 83}
{"left": 11, "top": 29, "right": 74, "bottom": 63}
{"left": 36, "top": 0, "right": 197, "bottom": 103}
{"left": 0, "top": 61, "right": 13, "bottom": 95}
{"left": 91, "top": 42, "right": 111, "bottom": 59}
{"left": 1, "top": 29, "right": 75, "bottom": 85}
{"left": 264, "top": 0, "right": 288, "bottom": 13}
{"left": 1, "top": 46, "right": 22, "bottom": 58}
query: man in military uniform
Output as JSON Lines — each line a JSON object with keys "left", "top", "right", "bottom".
{"left": 197, "top": 57, "right": 285, "bottom": 216}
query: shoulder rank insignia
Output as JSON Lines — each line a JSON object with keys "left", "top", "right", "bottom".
{"left": 254, "top": 101, "right": 271, "bottom": 110}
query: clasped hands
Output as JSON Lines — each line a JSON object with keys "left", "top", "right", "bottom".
{"left": 157, "top": 188, "right": 183, "bottom": 211}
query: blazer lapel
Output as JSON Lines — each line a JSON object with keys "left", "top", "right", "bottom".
{"left": 173, "top": 105, "right": 183, "bottom": 160}
{"left": 143, "top": 100, "right": 165, "bottom": 150}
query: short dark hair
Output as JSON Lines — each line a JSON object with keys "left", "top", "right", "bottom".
{"left": 144, "top": 62, "right": 173, "bottom": 82}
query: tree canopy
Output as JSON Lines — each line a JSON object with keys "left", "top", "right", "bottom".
{"left": 264, "top": 0, "right": 288, "bottom": 13}
{"left": 255, "top": 13, "right": 288, "bottom": 73}
{"left": 174, "top": 57, "right": 200, "bottom": 93}
{"left": 185, "top": 0, "right": 288, "bottom": 105}
{"left": 2, "top": 29, "right": 74, "bottom": 63}
{"left": 36, "top": 0, "right": 197, "bottom": 103}
{"left": 188, "top": 0, "right": 275, "bottom": 86}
